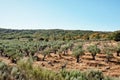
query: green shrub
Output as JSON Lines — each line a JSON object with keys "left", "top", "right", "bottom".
{"left": 84, "top": 70, "right": 104, "bottom": 80}
{"left": 0, "top": 60, "right": 119, "bottom": 80}
{"left": 113, "top": 31, "right": 120, "bottom": 41}
{"left": 104, "top": 47, "right": 113, "bottom": 63}
{"left": 116, "top": 43, "right": 120, "bottom": 56}
{"left": 87, "top": 45, "right": 100, "bottom": 60}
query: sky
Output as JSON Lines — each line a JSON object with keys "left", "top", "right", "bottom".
{"left": 0, "top": 0, "right": 120, "bottom": 31}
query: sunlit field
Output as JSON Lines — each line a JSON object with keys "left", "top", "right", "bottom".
{"left": 0, "top": 29, "right": 120, "bottom": 80}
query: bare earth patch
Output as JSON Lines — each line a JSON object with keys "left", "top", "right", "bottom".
{"left": 33, "top": 51, "right": 120, "bottom": 77}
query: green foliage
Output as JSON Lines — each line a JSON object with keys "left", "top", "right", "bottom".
{"left": 60, "top": 69, "right": 116, "bottom": 80}
{"left": 0, "top": 29, "right": 120, "bottom": 80}
{"left": 0, "top": 61, "right": 6, "bottom": 70}
{"left": 73, "top": 48, "right": 84, "bottom": 57}
{"left": 17, "top": 59, "right": 64, "bottom": 80}
{"left": 60, "top": 70, "right": 85, "bottom": 80}
{"left": 87, "top": 45, "right": 100, "bottom": 60}
{"left": 0, "top": 60, "right": 119, "bottom": 80}
{"left": 0, "top": 28, "right": 110, "bottom": 41}
{"left": 0, "top": 61, "right": 26, "bottom": 80}
{"left": 113, "top": 31, "right": 120, "bottom": 41}
{"left": 84, "top": 70, "right": 104, "bottom": 80}
{"left": 61, "top": 44, "right": 70, "bottom": 55}
{"left": 41, "top": 47, "right": 51, "bottom": 61}
{"left": 104, "top": 47, "right": 113, "bottom": 63}
{"left": 116, "top": 43, "right": 120, "bottom": 56}
{"left": 72, "top": 44, "right": 84, "bottom": 63}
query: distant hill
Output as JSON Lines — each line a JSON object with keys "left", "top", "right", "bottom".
{"left": 0, "top": 28, "right": 113, "bottom": 41}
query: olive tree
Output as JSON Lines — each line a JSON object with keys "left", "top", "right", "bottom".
{"left": 116, "top": 43, "right": 120, "bottom": 56}
{"left": 52, "top": 44, "right": 60, "bottom": 54}
{"left": 87, "top": 45, "right": 100, "bottom": 60}
{"left": 42, "top": 48, "right": 51, "bottom": 61}
{"left": 113, "top": 31, "right": 120, "bottom": 41}
{"left": 104, "top": 48, "right": 113, "bottom": 63}
{"left": 72, "top": 44, "right": 84, "bottom": 63}
{"left": 61, "top": 44, "right": 70, "bottom": 56}
{"left": 0, "top": 45, "right": 4, "bottom": 56}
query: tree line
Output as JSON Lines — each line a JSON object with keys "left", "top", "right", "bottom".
{"left": 1, "top": 28, "right": 119, "bottom": 41}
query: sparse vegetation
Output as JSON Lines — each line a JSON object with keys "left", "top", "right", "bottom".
{"left": 113, "top": 31, "right": 120, "bottom": 41}
{"left": 0, "top": 60, "right": 119, "bottom": 80}
{"left": 0, "top": 28, "right": 120, "bottom": 79}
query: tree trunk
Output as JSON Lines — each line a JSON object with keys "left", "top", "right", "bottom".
{"left": 25, "top": 50, "right": 29, "bottom": 57}
{"left": 66, "top": 50, "right": 68, "bottom": 55}
{"left": 54, "top": 50, "right": 57, "bottom": 54}
{"left": 1, "top": 52, "right": 4, "bottom": 57}
{"left": 92, "top": 55, "right": 95, "bottom": 60}
{"left": 8, "top": 56, "right": 11, "bottom": 59}
{"left": 70, "top": 47, "right": 72, "bottom": 51}
{"left": 34, "top": 56, "right": 40, "bottom": 61}
{"left": 76, "top": 56, "right": 80, "bottom": 63}
{"left": 63, "top": 51, "right": 66, "bottom": 55}
{"left": 42, "top": 55, "right": 46, "bottom": 61}
{"left": 0, "top": 52, "right": 1, "bottom": 56}
{"left": 0, "top": 50, "right": 4, "bottom": 57}
{"left": 0, "top": 49, "right": 4, "bottom": 56}
{"left": 59, "top": 54, "right": 62, "bottom": 58}
{"left": 107, "top": 57, "right": 110, "bottom": 63}
{"left": 117, "top": 52, "right": 119, "bottom": 56}
{"left": 11, "top": 58, "right": 17, "bottom": 63}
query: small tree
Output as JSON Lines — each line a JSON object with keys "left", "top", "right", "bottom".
{"left": 104, "top": 48, "right": 113, "bottom": 63}
{"left": 113, "top": 31, "right": 120, "bottom": 41}
{"left": 72, "top": 44, "right": 84, "bottom": 63}
{"left": 61, "top": 44, "right": 69, "bottom": 56}
{"left": 58, "top": 49, "right": 63, "bottom": 58}
{"left": 116, "top": 43, "right": 120, "bottom": 56}
{"left": 68, "top": 42, "right": 74, "bottom": 51}
{"left": 0, "top": 45, "right": 4, "bottom": 56}
{"left": 52, "top": 45, "right": 60, "bottom": 54}
{"left": 87, "top": 45, "right": 100, "bottom": 60}
{"left": 42, "top": 48, "right": 51, "bottom": 61}
{"left": 22, "top": 46, "right": 30, "bottom": 57}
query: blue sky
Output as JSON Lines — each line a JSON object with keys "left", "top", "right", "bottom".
{"left": 0, "top": 0, "right": 120, "bottom": 31}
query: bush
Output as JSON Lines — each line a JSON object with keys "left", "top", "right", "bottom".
{"left": 116, "top": 43, "right": 120, "bottom": 56}
{"left": 0, "top": 60, "right": 119, "bottom": 80}
{"left": 113, "top": 31, "right": 120, "bottom": 41}
{"left": 84, "top": 70, "right": 104, "bottom": 80}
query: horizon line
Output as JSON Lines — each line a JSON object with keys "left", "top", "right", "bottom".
{"left": 0, "top": 27, "right": 115, "bottom": 32}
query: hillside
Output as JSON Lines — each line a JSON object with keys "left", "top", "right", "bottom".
{"left": 0, "top": 28, "right": 120, "bottom": 80}
{"left": 0, "top": 28, "right": 111, "bottom": 41}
